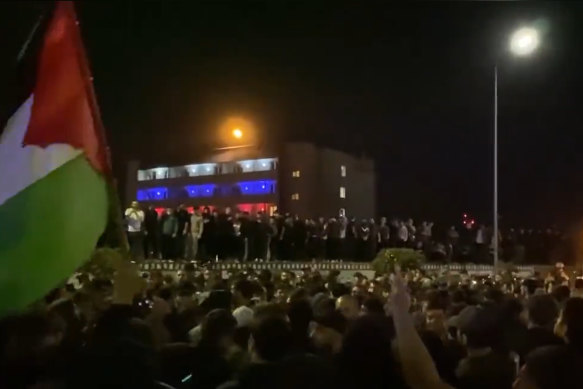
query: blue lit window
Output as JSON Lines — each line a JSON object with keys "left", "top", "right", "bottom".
{"left": 137, "top": 190, "right": 148, "bottom": 201}
{"left": 237, "top": 180, "right": 276, "bottom": 195}
{"left": 137, "top": 187, "right": 168, "bottom": 201}
{"left": 184, "top": 184, "right": 217, "bottom": 198}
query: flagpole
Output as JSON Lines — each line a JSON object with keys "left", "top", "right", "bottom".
{"left": 16, "top": 15, "right": 44, "bottom": 64}
{"left": 493, "top": 65, "right": 499, "bottom": 275}
{"left": 69, "top": 4, "right": 130, "bottom": 255}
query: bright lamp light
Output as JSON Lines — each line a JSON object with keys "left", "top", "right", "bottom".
{"left": 232, "top": 128, "right": 243, "bottom": 139}
{"left": 510, "top": 27, "right": 539, "bottom": 56}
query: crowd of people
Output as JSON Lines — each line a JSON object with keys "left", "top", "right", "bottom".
{"left": 124, "top": 202, "right": 566, "bottom": 264}
{"left": 2, "top": 259, "right": 583, "bottom": 389}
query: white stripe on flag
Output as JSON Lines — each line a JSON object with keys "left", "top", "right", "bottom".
{"left": 0, "top": 95, "right": 81, "bottom": 206}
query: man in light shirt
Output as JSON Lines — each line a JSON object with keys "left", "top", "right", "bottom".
{"left": 125, "top": 201, "right": 145, "bottom": 259}
{"left": 186, "top": 208, "right": 204, "bottom": 260}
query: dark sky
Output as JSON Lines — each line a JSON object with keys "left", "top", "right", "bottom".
{"left": 2, "top": 1, "right": 583, "bottom": 227}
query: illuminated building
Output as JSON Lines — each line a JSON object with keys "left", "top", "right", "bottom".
{"left": 126, "top": 142, "right": 375, "bottom": 218}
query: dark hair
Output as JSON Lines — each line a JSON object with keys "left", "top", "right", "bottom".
{"left": 200, "top": 309, "right": 236, "bottom": 348}
{"left": 72, "top": 290, "right": 91, "bottom": 305}
{"left": 314, "top": 310, "right": 348, "bottom": 334}
{"left": 177, "top": 281, "right": 197, "bottom": 296}
{"left": 157, "top": 286, "right": 174, "bottom": 301}
{"left": 89, "top": 278, "right": 113, "bottom": 292}
{"left": 233, "top": 280, "right": 255, "bottom": 300}
{"left": 330, "top": 283, "right": 350, "bottom": 298}
{"left": 528, "top": 295, "right": 559, "bottom": 328}
{"left": 258, "top": 269, "right": 273, "bottom": 284}
{"left": 462, "top": 307, "right": 500, "bottom": 349}
{"left": 362, "top": 296, "right": 384, "bottom": 315}
{"left": 426, "top": 289, "right": 449, "bottom": 311}
{"left": 525, "top": 345, "right": 583, "bottom": 389}
{"left": 562, "top": 298, "right": 583, "bottom": 352}
{"left": 251, "top": 315, "right": 292, "bottom": 362}
{"left": 288, "top": 298, "right": 313, "bottom": 336}
{"left": 553, "top": 285, "right": 571, "bottom": 304}
{"left": 184, "top": 263, "right": 195, "bottom": 272}
{"left": 523, "top": 278, "right": 540, "bottom": 295}
{"left": 575, "top": 278, "right": 583, "bottom": 290}
{"left": 338, "top": 315, "right": 404, "bottom": 388}
{"left": 288, "top": 288, "right": 309, "bottom": 303}
{"left": 451, "top": 289, "right": 466, "bottom": 304}
{"left": 254, "top": 303, "right": 287, "bottom": 321}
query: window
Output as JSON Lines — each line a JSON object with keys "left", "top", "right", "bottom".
{"left": 292, "top": 170, "right": 301, "bottom": 178}
{"left": 291, "top": 193, "right": 300, "bottom": 200}
{"left": 339, "top": 187, "right": 346, "bottom": 198}
{"left": 340, "top": 165, "right": 346, "bottom": 177}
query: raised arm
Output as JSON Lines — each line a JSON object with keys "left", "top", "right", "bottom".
{"left": 391, "top": 269, "right": 454, "bottom": 389}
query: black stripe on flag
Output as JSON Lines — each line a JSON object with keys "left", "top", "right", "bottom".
{"left": 0, "top": 2, "right": 54, "bottom": 132}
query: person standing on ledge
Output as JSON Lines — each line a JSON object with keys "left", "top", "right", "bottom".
{"left": 124, "top": 201, "right": 145, "bottom": 260}
{"left": 143, "top": 205, "right": 159, "bottom": 259}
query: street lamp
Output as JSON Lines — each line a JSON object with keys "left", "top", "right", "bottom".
{"left": 232, "top": 128, "right": 243, "bottom": 139}
{"left": 493, "top": 26, "right": 540, "bottom": 273}
{"left": 510, "top": 27, "right": 540, "bottom": 56}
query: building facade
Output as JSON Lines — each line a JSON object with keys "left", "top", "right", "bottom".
{"left": 126, "top": 142, "right": 375, "bottom": 218}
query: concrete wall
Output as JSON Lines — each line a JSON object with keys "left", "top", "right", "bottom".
{"left": 279, "top": 142, "right": 319, "bottom": 217}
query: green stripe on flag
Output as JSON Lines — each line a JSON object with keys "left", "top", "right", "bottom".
{"left": 0, "top": 154, "right": 107, "bottom": 315}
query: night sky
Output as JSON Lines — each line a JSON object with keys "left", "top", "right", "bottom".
{"left": 2, "top": 1, "right": 583, "bottom": 227}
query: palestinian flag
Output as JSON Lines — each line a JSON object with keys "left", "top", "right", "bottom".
{"left": 0, "top": 1, "right": 109, "bottom": 314}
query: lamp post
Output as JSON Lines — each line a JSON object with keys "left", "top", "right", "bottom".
{"left": 493, "top": 27, "right": 540, "bottom": 274}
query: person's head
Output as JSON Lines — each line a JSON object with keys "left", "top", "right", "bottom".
{"left": 258, "top": 269, "right": 272, "bottom": 284}
{"left": 522, "top": 278, "right": 540, "bottom": 297}
{"left": 338, "top": 315, "right": 401, "bottom": 387}
{"left": 361, "top": 296, "right": 385, "bottom": 316}
{"left": 528, "top": 294, "right": 559, "bottom": 329}
{"left": 555, "top": 298, "right": 583, "bottom": 352}
{"left": 130, "top": 201, "right": 139, "bottom": 209}
{"left": 194, "top": 207, "right": 201, "bottom": 216}
{"left": 0, "top": 311, "right": 65, "bottom": 362}
{"left": 250, "top": 314, "right": 292, "bottom": 363}
{"left": 336, "top": 295, "right": 360, "bottom": 320}
{"left": 553, "top": 285, "right": 571, "bottom": 306}
{"left": 175, "top": 282, "right": 197, "bottom": 312}
{"left": 165, "top": 208, "right": 173, "bottom": 215}
{"left": 311, "top": 310, "right": 346, "bottom": 355}
{"left": 87, "top": 278, "right": 113, "bottom": 313}
{"left": 311, "top": 293, "right": 335, "bottom": 318}
{"left": 351, "top": 285, "right": 364, "bottom": 299}
{"left": 575, "top": 278, "right": 583, "bottom": 290}
{"left": 287, "top": 298, "right": 313, "bottom": 340}
{"left": 73, "top": 290, "right": 95, "bottom": 322}
{"left": 517, "top": 345, "right": 583, "bottom": 389}
{"left": 459, "top": 306, "right": 499, "bottom": 350}
{"left": 232, "top": 279, "right": 255, "bottom": 307}
{"left": 200, "top": 309, "right": 237, "bottom": 352}
{"left": 380, "top": 216, "right": 387, "bottom": 225}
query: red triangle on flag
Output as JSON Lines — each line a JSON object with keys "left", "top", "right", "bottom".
{"left": 23, "top": 1, "right": 109, "bottom": 175}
